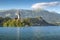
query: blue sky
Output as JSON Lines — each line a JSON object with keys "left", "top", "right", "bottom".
{"left": 0, "top": 0, "right": 60, "bottom": 13}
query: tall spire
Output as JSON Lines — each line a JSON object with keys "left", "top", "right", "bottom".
{"left": 16, "top": 9, "right": 20, "bottom": 20}
{"left": 17, "top": 10, "right": 20, "bottom": 19}
{"left": 15, "top": 9, "right": 23, "bottom": 22}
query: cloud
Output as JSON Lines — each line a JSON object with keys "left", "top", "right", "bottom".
{"left": 31, "top": 1, "right": 60, "bottom": 9}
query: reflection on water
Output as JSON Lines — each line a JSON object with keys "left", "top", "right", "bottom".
{"left": 20, "top": 26, "right": 60, "bottom": 40}
{"left": 0, "top": 26, "right": 60, "bottom": 40}
{"left": 0, "top": 27, "right": 18, "bottom": 40}
{"left": 17, "top": 27, "right": 19, "bottom": 40}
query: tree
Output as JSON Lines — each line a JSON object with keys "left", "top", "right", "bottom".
{"left": 0, "top": 17, "right": 4, "bottom": 26}
{"left": 3, "top": 19, "right": 24, "bottom": 27}
{"left": 23, "top": 18, "right": 32, "bottom": 26}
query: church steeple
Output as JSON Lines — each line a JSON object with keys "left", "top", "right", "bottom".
{"left": 16, "top": 9, "right": 20, "bottom": 20}
{"left": 17, "top": 10, "right": 20, "bottom": 19}
{"left": 15, "top": 9, "right": 23, "bottom": 22}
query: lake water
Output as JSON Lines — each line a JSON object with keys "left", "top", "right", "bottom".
{"left": 0, "top": 26, "right": 60, "bottom": 40}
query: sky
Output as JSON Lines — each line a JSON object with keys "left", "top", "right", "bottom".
{"left": 0, "top": 0, "right": 60, "bottom": 13}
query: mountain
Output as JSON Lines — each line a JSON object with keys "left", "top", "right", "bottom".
{"left": 28, "top": 17, "right": 56, "bottom": 26}
{"left": 0, "top": 9, "right": 60, "bottom": 24}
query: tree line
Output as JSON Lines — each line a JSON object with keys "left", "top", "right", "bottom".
{"left": 0, "top": 17, "right": 32, "bottom": 27}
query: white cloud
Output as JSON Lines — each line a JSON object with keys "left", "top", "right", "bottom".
{"left": 31, "top": 1, "right": 60, "bottom": 9}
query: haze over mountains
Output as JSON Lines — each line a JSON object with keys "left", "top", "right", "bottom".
{"left": 0, "top": 9, "right": 60, "bottom": 24}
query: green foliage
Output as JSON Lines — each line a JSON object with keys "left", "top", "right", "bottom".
{"left": 0, "top": 16, "right": 57, "bottom": 27}
{"left": 3, "top": 19, "right": 25, "bottom": 27}
{"left": 0, "top": 17, "right": 4, "bottom": 26}
{"left": 3, "top": 18, "right": 32, "bottom": 27}
{"left": 4, "top": 17, "right": 11, "bottom": 22}
{"left": 0, "top": 17, "right": 11, "bottom": 27}
{"left": 23, "top": 18, "right": 32, "bottom": 26}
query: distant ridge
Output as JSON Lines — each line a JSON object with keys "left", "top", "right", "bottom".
{"left": 0, "top": 9, "right": 60, "bottom": 24}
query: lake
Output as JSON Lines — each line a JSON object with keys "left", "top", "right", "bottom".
{"left": 0, "top": 26, "right": 60, "bottom": 40}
